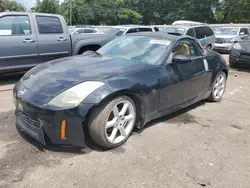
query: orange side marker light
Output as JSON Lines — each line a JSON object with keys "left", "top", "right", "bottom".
{"left": 61, "top": 120, "right": 67, "bottom": 139}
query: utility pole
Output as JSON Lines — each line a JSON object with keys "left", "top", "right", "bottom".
{"left": 70, "top": 0, "right": 72, "bottom": 26}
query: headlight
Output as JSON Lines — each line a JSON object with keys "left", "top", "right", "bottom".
{"left": 48, "top": 81, "right": 104, "bottom": 108}
{"left": 233, "top": 43, "right": 241, "bottom": 50}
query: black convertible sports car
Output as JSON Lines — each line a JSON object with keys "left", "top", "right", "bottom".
{"left": 13, "top": 32, "right": 228, "bottom": 149}
{"left": 230, "top": 35, "right": 250, "bottom": 68}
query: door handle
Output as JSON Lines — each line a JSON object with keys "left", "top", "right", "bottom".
{"left": 23, "top": 39, "right": 35, "bottom": 44}
{"left": 57, "top": 37, "right": 67, "bottom": 42}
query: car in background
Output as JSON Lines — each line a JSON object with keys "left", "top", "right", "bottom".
{"left": 105, "top": 25, "right": 158, "bottom": 37}
{"left": 172, "top": 20, "right": 204, "bottom": 25}
{"left": 229, "top": 35, "right": 250, "bottom": 68}
{"left": 0, "top": 12, "right": 114, "bottom": 75}
{"left": 14, "top": 32, "right": 228, "bottom": 149}
{"left": 68, "top": 27, "right": 101, "bottom": 35}
{"left": 214, "top": 27, "right": 249, "bottom": 53}
{"left": 162, "top": 24, "right": 215, "bottom": 50}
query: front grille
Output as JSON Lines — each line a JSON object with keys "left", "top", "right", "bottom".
{"left": 18, "top": 111, "right": 41, "bottom": 133}
{"left": 215, "top": 38, "right": 224, "bottom": 44}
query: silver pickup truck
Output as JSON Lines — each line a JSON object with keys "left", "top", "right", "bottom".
{"left": 0, "top": 12, "right": 115, "bottom": 74}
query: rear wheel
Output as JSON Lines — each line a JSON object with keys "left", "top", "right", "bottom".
{"left": 89, "top": 96, "right": 136, "bottom": 148}
{"left": 208, "top": 71, "right": 227, "bottom": 102}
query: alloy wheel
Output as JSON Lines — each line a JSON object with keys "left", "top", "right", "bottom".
{"left": 213, "top": 74, "right": 226, "bottom": 100}
{"left": 105, "top": 100, "right": 136, "bottom": 144}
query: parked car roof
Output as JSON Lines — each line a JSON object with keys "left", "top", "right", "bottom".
{"left": 112, "top": 25, "right": 155, "bottom": 29}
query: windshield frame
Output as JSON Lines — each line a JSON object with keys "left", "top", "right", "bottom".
{"left": 97, "top": 35, "right": 172, "bottom": 66}
{"left": 214, "top": 27, "right": 239, "bottom": 35}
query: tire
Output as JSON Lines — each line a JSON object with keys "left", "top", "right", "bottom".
{"left": 208, "top": 71, "right": 227, "bottom": 102}
{"left": 79, "top": 49, "right": 94, "bottom": 55}
{"left": 89, "top": 96, "right": 136, "bottom": 149}
{"left": 206, "top": 45, "right": 212, "bottom": 51}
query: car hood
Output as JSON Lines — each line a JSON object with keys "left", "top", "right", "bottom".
{"left": 21, "top": 54, "right": 147, "bottom": 97}
{"left": 215, "top": 34, "right": 237, "bottom": 38}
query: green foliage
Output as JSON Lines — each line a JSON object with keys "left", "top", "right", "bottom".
{"left": 31, "top": 0, "right": 250, "bottom": 25}
{"left": 0, "top": 0, "right": 25, "bottom": 12}
{"left": 32, "top": 0, "right": 60, "bottom": 14}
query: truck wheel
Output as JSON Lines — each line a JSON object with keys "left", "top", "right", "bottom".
{"left": 78, "top": 45, "right": 101, "bottom": 54}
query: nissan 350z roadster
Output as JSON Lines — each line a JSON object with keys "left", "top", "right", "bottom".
{"left": 13, "top": 32, "right": 228, "bottom": 149}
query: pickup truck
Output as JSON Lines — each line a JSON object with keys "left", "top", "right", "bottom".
{"left": 0, "top": 12, "right": 115, "bottom": 74}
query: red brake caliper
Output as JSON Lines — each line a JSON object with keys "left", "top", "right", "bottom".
{"left": 108, "top": 111, "right": 114, "bottom": 121}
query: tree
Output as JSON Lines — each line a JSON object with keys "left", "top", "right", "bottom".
{"left": 32, "top": 0, "right": 60, "bottom": 14}
{"left": 60, "top": 0, "right": 142, "bottom": 25}
{"left": 215, "top": 0, "right": 250, "bottom": 23}
{"left": 31, "top": 0, "right": 250, "bottom": 25}
{"left": 0, "top": 0, "right": 26, "bottom": 12}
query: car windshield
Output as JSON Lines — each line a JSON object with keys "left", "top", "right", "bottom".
{"left": 163, "top": 27, "right": 186, "bottom": 35}
{"left": 98, "top": 36, "right": 171, "bottom": 65}
{"left": 215, "top": 28, "right": 239, "bottom": 35}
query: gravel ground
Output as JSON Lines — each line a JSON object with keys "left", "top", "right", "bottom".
{"left": 0, "top": 59, "right": 250, "bottom": 188}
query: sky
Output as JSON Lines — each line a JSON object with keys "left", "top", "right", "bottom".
{"left": 15, "top": 0, "right": 36, "bottom": 9}
{"left": 15, "top": 0, "right": 64, "bottom": 10}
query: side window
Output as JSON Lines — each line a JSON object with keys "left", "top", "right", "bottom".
{"left": 239, "top": 28, "right": 249, "bottom": 35}
{"left": 36, "top": 16, "right": 63, "bottom": 34}
{"left": 194, "top": 27, "right": 205, "bottom": 39}
{"left": 0, "top": 15, "right": 31, "bottom": 36}
{"left": 186, "top": 28, "right": 196, "bottom": 37}
{"left": 205, "top": 26, "right": 214, "bottom": 37}
{"left": 240, "top": 28, "right": 245, "bottom": 34}
{"left": 84, "top": 29, "right": 96, "bottom": 33}
{"left": 243, "top": 28, "right": 249, "bottom": 34}
{"left": 173, "top": 39, "right": 201, "bottom": 58}
{"left": 126, "top": 28, "right": 137, "bottom": 34}
{"left": 138, "top": 28, "right": 153, "bottom": 32}
{"left": 77, "top": 29, "right": 84, "bottom": 34}
{"left": 116, "top": 30, "right": 124, "bottom": 36}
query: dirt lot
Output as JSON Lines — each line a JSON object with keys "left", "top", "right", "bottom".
{"left": 0, "top": 56, "right": 250, "bottom": 188}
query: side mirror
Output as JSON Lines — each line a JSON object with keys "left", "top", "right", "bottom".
{"left": 172, "top": 55, "right": 191, "bottom": 64}
{"left": 240, "top": 32, "right": 245, "bottom": 35}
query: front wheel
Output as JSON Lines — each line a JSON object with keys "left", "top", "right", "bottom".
{"left": 206, "top": 45, "right": 212, "bottom": 51}
{"left": 89, "top": 96, "right": 136, "bottom": 148}
{"left": 208, "top": 71, "right": 227, "bottom": 102}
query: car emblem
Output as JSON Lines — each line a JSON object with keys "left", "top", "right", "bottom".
{"left": 18, "top": 89, "right": 26, "bottom": 97}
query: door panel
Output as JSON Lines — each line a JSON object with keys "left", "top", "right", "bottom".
{"left": 159, "top": 62, "right": 197, "bottom": 112}
{"left": 159, "top": 38, "right": 208, "bottom": 112}
{"left": 0, "top": 14, "right": 38, "bottom": 71}
{"left": 34, "top": 15, "right": 71, "bottom": 63}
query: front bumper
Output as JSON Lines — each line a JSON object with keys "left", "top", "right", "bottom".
{"left": 214, "top": 43, "right": 234, "bottom": 53}
{"left": 14, "top": 83, "right": 95, "bottom": 148}
{"left": 229, "top": 50, "right": 250, "bottom": 66}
